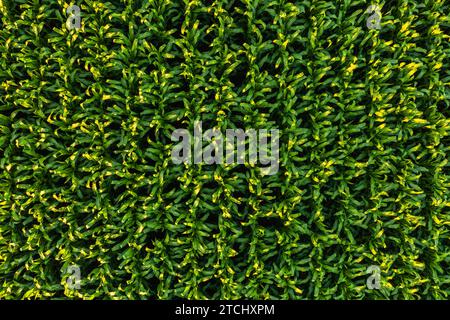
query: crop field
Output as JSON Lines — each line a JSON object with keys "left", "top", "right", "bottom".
{"left": 0, "top": 0, "right": 449, "bottom": 299}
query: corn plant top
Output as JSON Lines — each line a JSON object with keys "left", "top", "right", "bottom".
{"left": 0, "top": 0, "right": 449, "bottom": 299}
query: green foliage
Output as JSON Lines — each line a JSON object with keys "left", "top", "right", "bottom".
{"left": 0, "top": 0, "right": 449, "bottom": 299}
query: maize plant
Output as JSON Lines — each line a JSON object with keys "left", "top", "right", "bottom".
{"left": 0, "top": 0, "right": 449, "bottom": 300}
